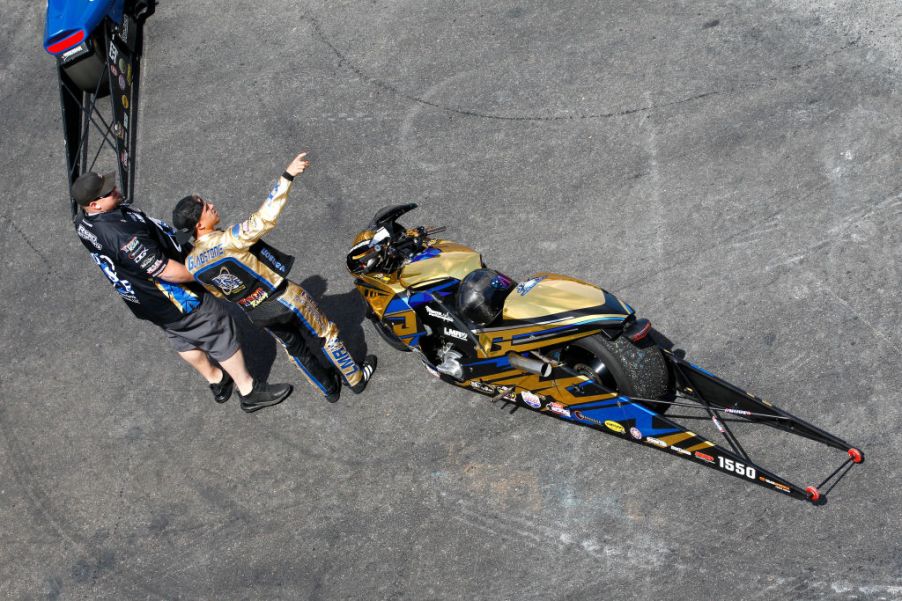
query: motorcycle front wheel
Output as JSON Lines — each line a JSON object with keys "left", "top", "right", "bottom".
{"left": 559, "top": 333, "right": 671, "bottom": 411}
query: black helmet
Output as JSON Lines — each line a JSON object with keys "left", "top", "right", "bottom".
{"left": 456, "top": 269, "right": 517, "bottom": 326}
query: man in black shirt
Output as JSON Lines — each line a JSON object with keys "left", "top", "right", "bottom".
{"left": 72, "top": 171, "right": 292, "bottom": 413}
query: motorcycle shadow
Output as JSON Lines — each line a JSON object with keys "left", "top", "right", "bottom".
{"left": 649, "top": 327, "right": 684, "bottom": 359}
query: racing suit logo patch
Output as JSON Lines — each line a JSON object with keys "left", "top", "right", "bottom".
{"left": 211, "top": 267, "right": 246, "bottom": 295}
{"left": 326, "top": 340, "right": 358, "bottom": 375}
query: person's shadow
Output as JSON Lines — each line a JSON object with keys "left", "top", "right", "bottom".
{"left": 296, "top": 274, "right": 370, "bottom": 361}
{"left": 224, "top": 302, "right": 278, "bottom": 382}
{"left": 225, "top": 275, "right": 370, "bottom": 382}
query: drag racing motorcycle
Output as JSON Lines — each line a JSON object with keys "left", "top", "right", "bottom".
{"left": 44, "top": 0, "right": 154, "bottom": 218}
{"left": 347, "top": 204, "right": 864, "bottom": 505}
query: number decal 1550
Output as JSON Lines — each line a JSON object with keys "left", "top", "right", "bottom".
{"left": 718, "top": 456, "right": 757, "bottom": 479}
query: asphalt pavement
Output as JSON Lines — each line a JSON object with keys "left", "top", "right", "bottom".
{"left": 1, "top": 0, "right": 900, "bottom": 599}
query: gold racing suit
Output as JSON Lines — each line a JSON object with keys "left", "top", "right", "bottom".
{"left": 185, "top": 175, "right": 362, "bottom": 396}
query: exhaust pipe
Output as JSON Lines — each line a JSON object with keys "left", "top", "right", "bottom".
{"left": 508, "top": 353, "right": 552, "bottom": 377}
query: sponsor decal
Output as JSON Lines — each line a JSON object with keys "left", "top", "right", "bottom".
{"left": 515, "top": 276, "right": 545, "bottom": 296}
{"left": 119, "top": 74, "right": 127, "bottom": 90}
{"left": 77, "top": 224, "right": 101, "bottom": 250}
{"left": 110, "top": 64, "right": 119, "bottom": 77}
{"left": 108, "top": 41, "right": 119, "bottom": 63}
{"left": 121, "top": 95, "right": 129, "bottom": 110}
{"left": 61, "top": 43, "right": 89, "bottom": 62}
{"left": 629, "top": 427, "right": 643, "bottom": 440}
{"left": 520, "top": 390, "right": 543, "bottom": 409}
{"left": 547, "top": 402, "right": 571, "bottom": 417}
{"left": 670, "top": 445, "right": 692, "bottom": 457}
{"left": 120, "top": 150, "right": 128, "bottom": 168}
{"left": 265, "top": 183, "right": 280, "bottom": 204}
{"left": 694, "top": 451, "right": 715, "bottom": 463}
{"left": 140, "top": 255, "right": 155, "bottom": 269}
{"left": 469, "top": 381, "right": 495, "bottom": 394}
{"left": 574, "top": 410, "right": 604, "bottom": 427}
{"left": 645, "top": 437, "right": 668, "bottom": 448}
{"left": 260, "top": 246, "right": 288, "bottom": 273}
{"left": 91, "top": 252, "right": 137, "bottom": 303}
{"left": 604, "top": 420, "right": 625, "bottom": 434}
{"left": 240, "top": 220, "right": 252, "bottom": 235}
{"left": 443, "top": 327, "right": 468, "bottom": 341}
{"left": 118, "top": 57, "right": 127, "bottom": 73}
{"left": 113, "top": 122, "right": 125, "bottom": 140}
{"left": 126, "top": 244, "right": 146, "bottom": 261}
{"left": 211, "top": 267, "right": 245, "bottom": 295}
{"left": 148, "top": 259, "right": 164, "bottom": 274}
{"left": 425, "top": 305, "right": 453, "bottom": 322}
{"left": 326, "top": 341, "right": 358, "bottom": 374}
{"left": 123, "top": 112, "right": 129, "bottom": 131}
{"left": 237, "top": 287, "right": 269, "bottom": 309}
{"left": 186, "top": 245, "right": 223, "bottom": 271}
{"left": 121, "top": 237, "right": 140, "bottom": 253}
{"left": 127, "top": 64, "right": 133, "bottom": 84}
{"left": 758, "top": 476, "right": 791, "bottom": 493}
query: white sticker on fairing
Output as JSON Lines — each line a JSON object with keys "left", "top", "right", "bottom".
{"left": 520, "top": 391, "right": 543, "bottom": 409}
{"left": 443, "top": 327, "right": 467, "bottom": 341}
{"left": 425, "top": 306, "right": 453, "bottom": 322}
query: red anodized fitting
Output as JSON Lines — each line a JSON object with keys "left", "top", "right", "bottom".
{"left": 805, "top": 486, "right": 821, "bottom": 502}
{"left": 848, "top": 448, "right": 864, "bottom": 464}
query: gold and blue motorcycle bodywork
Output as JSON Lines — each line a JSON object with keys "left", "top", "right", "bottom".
{"left": 349, "top": 204, "right": 864, "bottom": 505}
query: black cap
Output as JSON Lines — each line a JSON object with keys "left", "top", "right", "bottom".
{"left": 72, "top": 172, "right": 116, "bottom": 206}
{"left": 172, "top": 195, "right": 204, "bottom": 243}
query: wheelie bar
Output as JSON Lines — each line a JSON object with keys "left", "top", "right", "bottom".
{"left": 539, "top": 357, "right": 863, "bottom": 504}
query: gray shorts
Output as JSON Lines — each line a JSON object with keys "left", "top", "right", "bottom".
{"left": 162, "top": 294, "right": 240, "bottom": 363}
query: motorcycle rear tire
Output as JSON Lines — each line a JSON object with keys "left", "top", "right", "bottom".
{"left": 563, "top": 334, "right": 670, "bottom": 403}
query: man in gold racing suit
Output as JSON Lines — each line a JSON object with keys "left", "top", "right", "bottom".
{"left": 172, "top": 152, "right": 375, "bottom": 403}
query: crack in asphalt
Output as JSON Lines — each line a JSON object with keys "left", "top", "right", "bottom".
{"left": 303, "top": 13, "right": 721, "bottom": 122}
{"left": 7, "top": 217, "right": 54, "bottom": 275}
{"left": 302, "top": 14, "right": 869, "bottom": 125}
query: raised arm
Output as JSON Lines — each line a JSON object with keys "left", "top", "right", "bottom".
{"left": 223, "top": 152, "right": 311, "bottom": 250}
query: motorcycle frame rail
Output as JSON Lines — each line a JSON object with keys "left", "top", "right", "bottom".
{"left": 523, "top": 349, "right": 864, "bottom": 505}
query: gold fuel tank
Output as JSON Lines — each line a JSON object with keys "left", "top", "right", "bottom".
{"left": 502, "top": 273, "right": 633, "bottom": 321}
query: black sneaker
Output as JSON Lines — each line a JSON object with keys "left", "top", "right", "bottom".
{"left": 325, "top": 370, "right": 342, "bottom": 404}
{"left": 210, "top": 371, "right": 234, "bottom": 404}
{"left": 239, "top": 380, "right": 293, "bottom": 413}
{"left": 350, "top": 355, "right": 377, "bottom": 394}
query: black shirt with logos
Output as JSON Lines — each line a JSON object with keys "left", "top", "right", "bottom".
{"left": 74, "top": 206, "right": 207, "bottom": 326}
